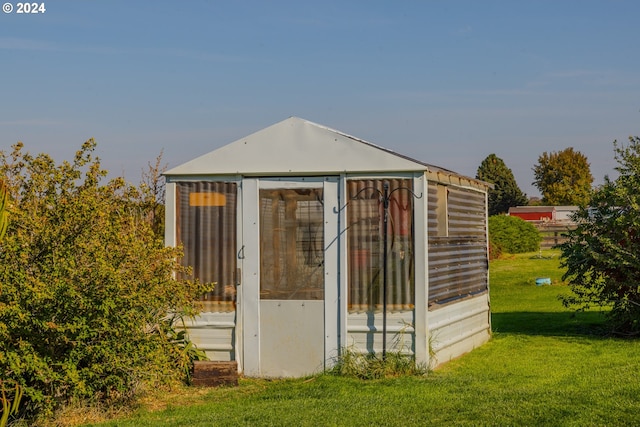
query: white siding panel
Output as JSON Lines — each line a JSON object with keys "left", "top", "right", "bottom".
{"left": 346, "top": 311, "right": 415, "bottom": 355}
{"left": 183, "top": 312, "right": 236, "bottom": 362}
{"left": 428, "top": 295, "right": 490, "bottom": 367}
{"left": 260, "top": 300, "right": 325, "bottom": 377}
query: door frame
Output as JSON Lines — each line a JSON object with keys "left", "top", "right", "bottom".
{"left": 241, "top": 177, "right": 339, "bottom": 377}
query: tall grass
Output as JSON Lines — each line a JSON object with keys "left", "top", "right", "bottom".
{"left": 326, "top": 347, "right": 429, "bottom": 380}
{"left": 78, "top": 250, "right": 640, "bottom": 427}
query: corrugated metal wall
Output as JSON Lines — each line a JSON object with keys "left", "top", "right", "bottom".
{"left": 427, "top": 183, "right": 488, "bottom": 306}
{"left": 426, "top": 181, "right": 490, "bottom": 367}
{"left": 428, "top": 295, "right": 490, "bottom": 365}
{"left": 346, "top": 311, "right": 415, "bottom": 355}
{"left": 182, "top": 312, "right": 236, "bottom": 362}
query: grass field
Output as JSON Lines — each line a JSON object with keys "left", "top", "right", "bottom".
{"left": 82, "top": 250, "right": 640, "bottom": 427}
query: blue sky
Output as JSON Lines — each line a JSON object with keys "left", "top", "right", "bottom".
{"left": 2, "top": 1, "right": 639, "bottom": 197}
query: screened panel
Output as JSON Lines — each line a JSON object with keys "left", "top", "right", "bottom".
{"left": 260, "top": 188, "right": 324, "bottom": 300}
{"left": 427, "top": 183, "right": 488, "bottom": 306}
{"left": 176, "top": 181, "right": 237, "bottom": 311}
{"left": 347, "top": 179, "right": 414, "bottom": 313}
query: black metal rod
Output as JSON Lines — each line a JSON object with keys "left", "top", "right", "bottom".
{"left": 382, "top": 181, "right": 389, "bottom": 360}
{"left": 348, "top": 183, "right": 422, "bottom": 361}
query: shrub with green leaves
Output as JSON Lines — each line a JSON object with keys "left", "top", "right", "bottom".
{"left": 0, "top": 140, "right": 212, "bottom": 420}
{"left": 560, "top": 136, "right": 640, "bottom": 335}
{"left": 488, "top": 215, "right": 542, "bottom": 254}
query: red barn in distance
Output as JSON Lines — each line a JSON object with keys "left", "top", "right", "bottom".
{"left": 508, "top": 206, "right": 578, "bottom": 223}
{"left": 508, "top": 206, "right": 580, "bottom": 249}
{"left": 508, "top": 206, "right": 556, "bottom": 222}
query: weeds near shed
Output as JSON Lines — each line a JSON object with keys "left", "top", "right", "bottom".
{"left": 327, "top": 321, "right": 430, "bottom": 379}
{"left": 327, "top": 346, "right": 429, "bottom": 380}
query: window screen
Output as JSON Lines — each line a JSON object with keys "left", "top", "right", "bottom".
{"left": 347, "top": 179, "right": 414, "bottom": 312}
{"left": 176, "top": 181, "right": 237, "bottom": 310}
{"left": 259, "top": 188, "right": 324, "bottom": 300}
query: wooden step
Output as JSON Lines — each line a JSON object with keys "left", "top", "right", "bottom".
{"left": 191, "top": 361, "right": 238, "bottom": 387}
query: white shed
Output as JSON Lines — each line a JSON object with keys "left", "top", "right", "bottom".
{"left": 164, "top": 117, "right": 491, "bottom": 377}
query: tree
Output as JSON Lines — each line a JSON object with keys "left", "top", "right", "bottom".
{"left": 532, "top": 147, "right": 593, "bottom": 205}
{"left": 0, "top": 179, "right": 8, "bottom": 239}
{"left": 559, "top": 136, "right": 640, "bottom": 335}
{"left": 139, "top": 150, "right": 168, "bottom": 239}
{"left": 0, "top": 140, "right": 211, "bottom": 419}
{"left": 476, "top": 154, "right": 528, "bottom": 215}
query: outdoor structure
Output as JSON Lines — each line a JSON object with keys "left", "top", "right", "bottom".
{"left": 508, "top": 206, "right": 556, "bottom": 222}
{"left": 164, "top": 117, "right": 491, "bottom": 377}
{"left": 508, "top": 206, "right": 578, "bottom": 223}
{"left": 508, "top": 205, "right": 579, "bottom": 249}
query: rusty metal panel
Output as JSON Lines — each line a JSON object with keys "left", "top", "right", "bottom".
{"left": 427, "top": 181, "right": 488, "bottom": 305}
{"left": 428, "top": 240, "right": 488, "bottom": 305}
{"left": 427, "top": 183, "right": 486, "bottom": 238}
{"left": 426, "top": 184, "right": 440, "bottom": 237}
{"left": 447, "top": 187, "right": 487, "bottom": 237}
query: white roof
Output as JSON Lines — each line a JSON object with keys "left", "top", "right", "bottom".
{"left": 166, "top": 117, "right": 441, "bottom": 176}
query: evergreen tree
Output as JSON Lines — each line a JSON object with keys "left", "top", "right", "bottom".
{"left": 532, "top": 147, "right": 593, "bottom": 206}
{"left": 476, "top": 154, "right": 528, "bottom": 215}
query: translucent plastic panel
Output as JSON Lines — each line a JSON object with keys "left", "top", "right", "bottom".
{"left": 347, "top": 179, "right": 414, "bottom": 312}
{"left": 176, "top": 181, "right": 237, "bottom": 310}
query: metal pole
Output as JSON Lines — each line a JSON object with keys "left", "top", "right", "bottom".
{"left": 382, "top": 182, "right": 389, "bottom": 360}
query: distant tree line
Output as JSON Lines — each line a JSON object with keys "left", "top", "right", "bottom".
{"left": 476, "top": 147, "right": 594, "bottom": 215}
{"left": 482, "top": 136, "right": 640, "bottom": 336}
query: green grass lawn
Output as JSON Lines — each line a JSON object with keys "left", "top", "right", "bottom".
{"left": 84, "top": 250, "right": 640, "bottom": 427}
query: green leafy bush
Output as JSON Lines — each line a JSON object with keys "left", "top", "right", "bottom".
{"left": 0, "top": 141, "right": 212, "bottom": 421}
{"left": 488, "top": 237, "right": 504, "bottom": 260}
{"left": 488, "top": 215, "right": 542, "bottom": 254}
{"left": 560, "top": 136, "right": 640, "bottom": 335}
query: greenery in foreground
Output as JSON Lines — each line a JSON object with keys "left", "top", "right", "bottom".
{"left": 80, "top": 250, "right": 640, "bottom": 427}
{"left": 0, "top": 142, "right": 211, "bottom": 423}
{"left": 560, "top": 136, "right": 640, "bottom": 335}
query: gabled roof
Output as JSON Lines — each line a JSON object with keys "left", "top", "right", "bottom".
{"left": 165, "top": 117, "right": 489, "bottom": 190}
{"left": 165, "top": 117, "right": 429, "bottom": 176}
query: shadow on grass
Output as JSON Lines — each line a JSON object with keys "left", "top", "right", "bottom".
{"left": 492, "top": 310, "right": 610, "bottom": 337}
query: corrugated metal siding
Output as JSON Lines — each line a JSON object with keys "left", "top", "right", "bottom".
{"left": 428, "top": 294, "right": 490, "bottom": 367}
{"left": 183, "top": 312, "right": 236, "bottom": 362}
{"left": 447, "top": 188, "right": 487, "bottom": 237}
{"left": 428, "top": 183, "right": 488, "bottom": 306}
{"left": 346, "top": 311, "right": 415, "bottom": 355}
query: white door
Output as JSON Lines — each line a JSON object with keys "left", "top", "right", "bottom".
{"left": 242, "top": 178, "right": 339, "bottom": 377}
